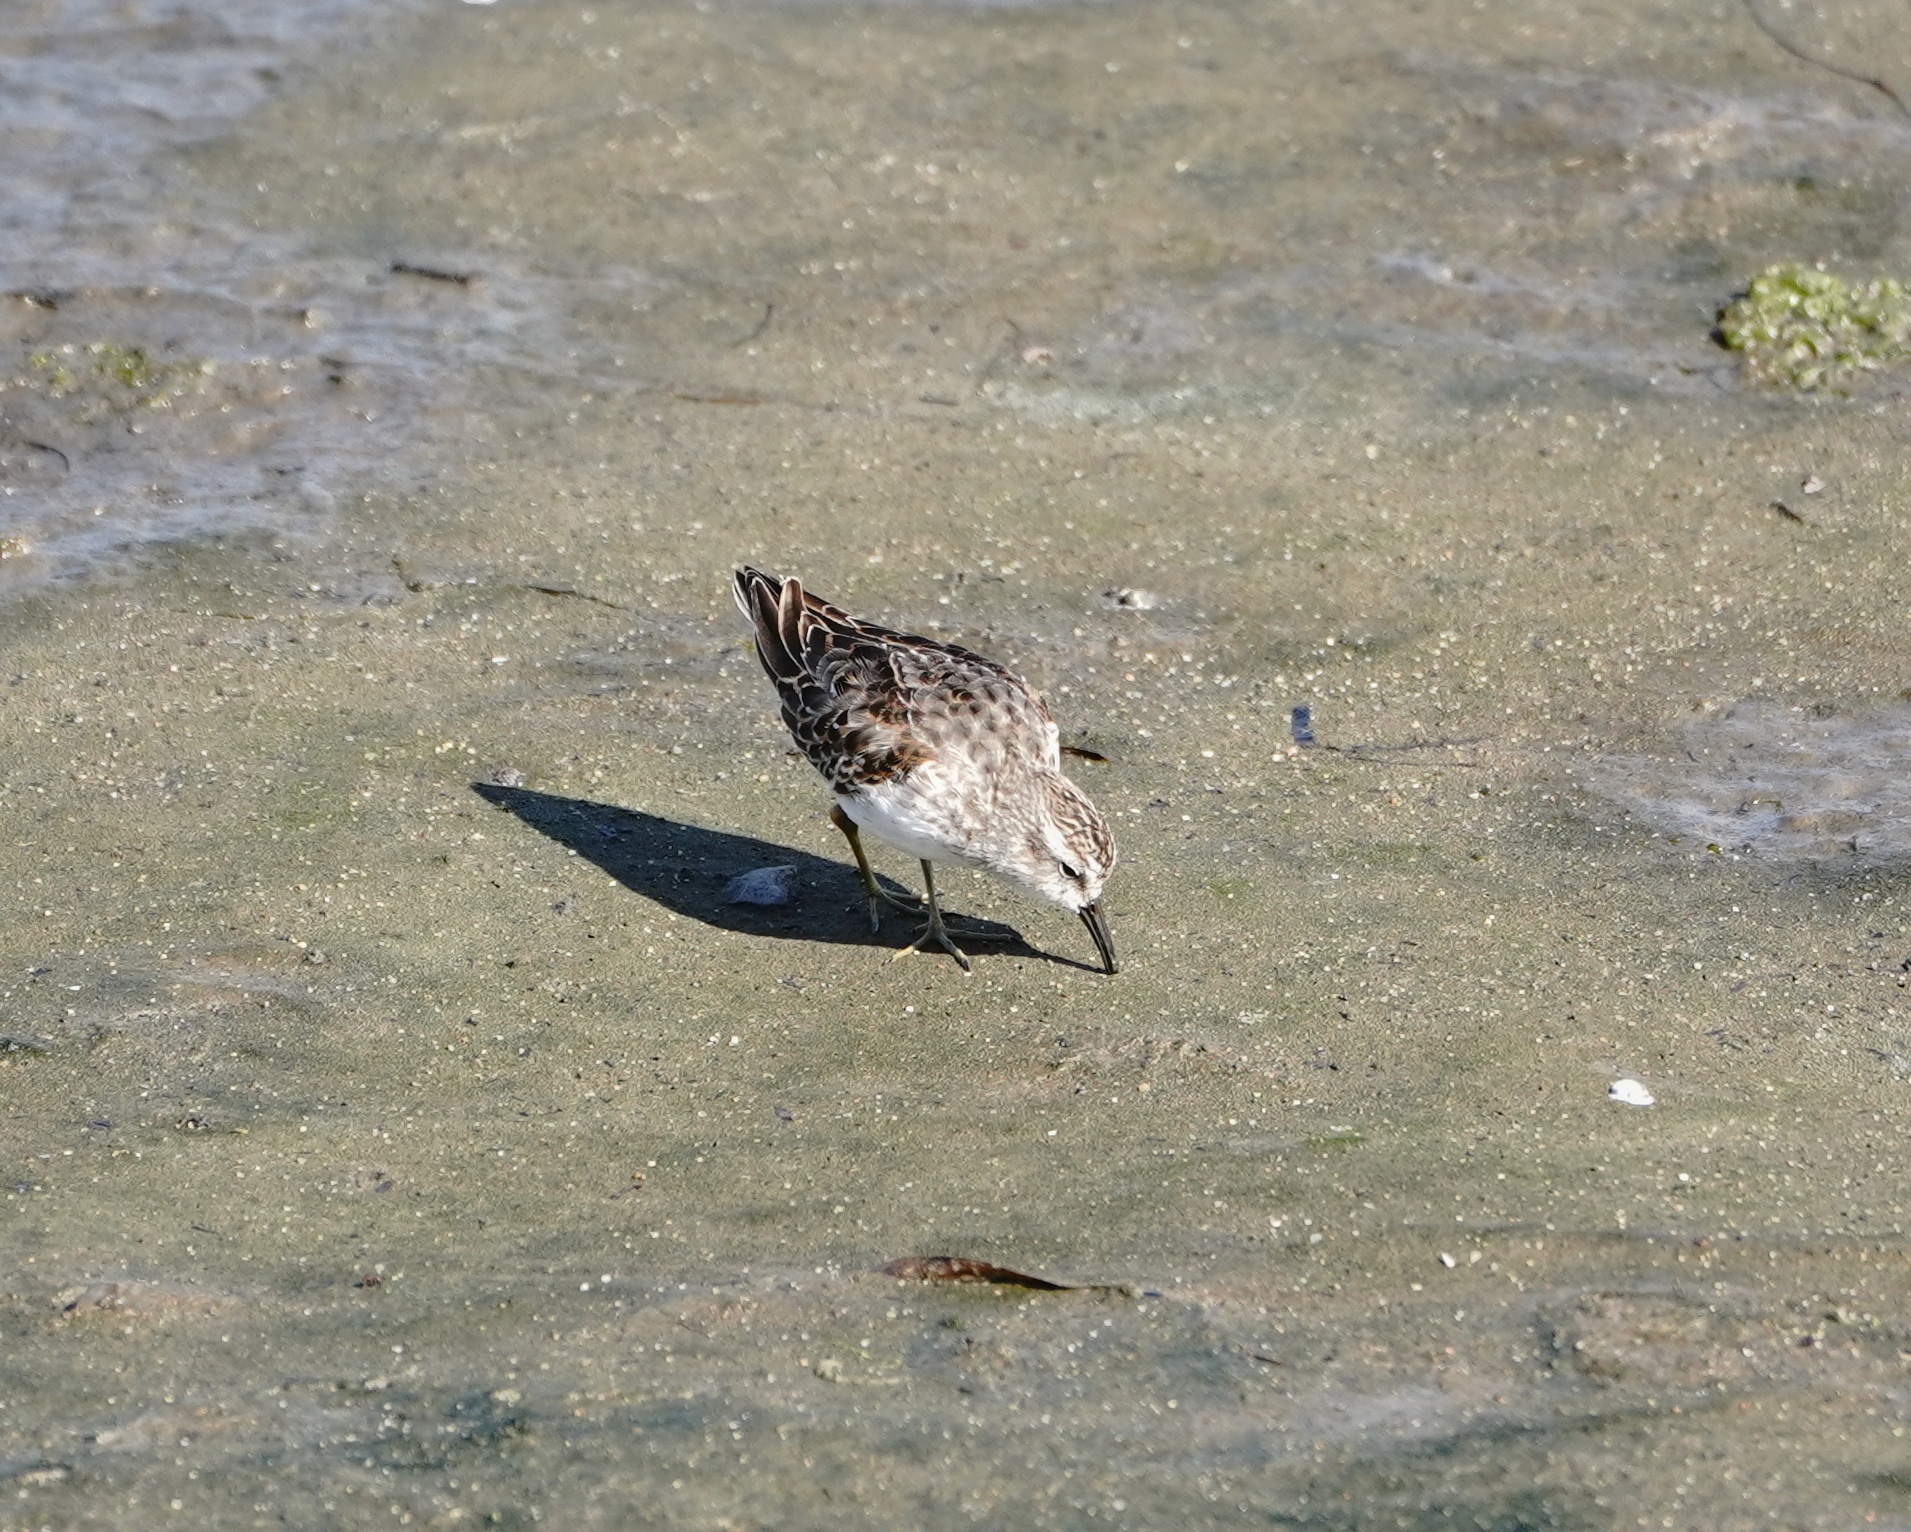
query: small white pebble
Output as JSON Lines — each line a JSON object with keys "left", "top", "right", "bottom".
{"left": 1608, "top": 1078, "right": 1654, "bottom": 1107}
{"left": 1439, "top": 1252, "right": 1457, "bottom": 1268}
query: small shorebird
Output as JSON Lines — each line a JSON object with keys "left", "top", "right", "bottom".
{"left": 732, "top": 567, "right": 1118, "bottom": 974}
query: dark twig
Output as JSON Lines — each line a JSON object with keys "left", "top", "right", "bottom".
{"left": 391, "top": 261, "right": 479, "bottom": 286}
{"left": 1742, "top": 0, "right": 1911, "bottom": 120}
{"left": 524, "top": 583, "right": 628, "bottom": 610}
{"left": 880, "top": 1254, "right": 1154, "bottom": 1295}
{"left": 1307, "top": 735, "right": 1484, "bottom": 764}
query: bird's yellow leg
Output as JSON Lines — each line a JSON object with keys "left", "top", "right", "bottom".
{"left": 831, "top": 804, "right": 923, "bottom": 930}
{"left": 889, "top": 860, "right": 973, "bottom": 972}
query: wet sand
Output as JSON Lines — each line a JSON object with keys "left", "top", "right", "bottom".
{"left": 5, "top": 2, "right": 1911, "bottom": 1527}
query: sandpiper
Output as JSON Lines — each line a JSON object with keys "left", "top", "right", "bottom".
{"left": 732, "top": 567, "right": 1118, "bottom": 973}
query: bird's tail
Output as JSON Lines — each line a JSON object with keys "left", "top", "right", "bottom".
{"left": 733, "top": 566, "right": 802, "bottom": 682}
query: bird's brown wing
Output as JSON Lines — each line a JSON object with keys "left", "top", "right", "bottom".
{"left": 732, "top": 566, "right": 1046, "bottom": 791}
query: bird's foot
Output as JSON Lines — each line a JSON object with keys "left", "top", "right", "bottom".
{"left": 889, "top": 918, "right": 974, "bottom": 973}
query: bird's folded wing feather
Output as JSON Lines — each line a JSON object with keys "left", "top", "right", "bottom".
{"left": 735, "top": 566, "right": 1055, "bottom": 788}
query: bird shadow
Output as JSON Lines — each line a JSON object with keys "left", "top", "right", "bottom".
{"left": 471, "top": 784, "right": 1092, "bottom": 970}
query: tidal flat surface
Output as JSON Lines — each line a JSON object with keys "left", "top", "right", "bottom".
{"left": 4, "top": 2, "right": 1911, "bottom": 1527}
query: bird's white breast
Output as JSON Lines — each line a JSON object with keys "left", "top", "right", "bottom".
{"left": 838, "top": 773, "right": 976, "bottom": 866}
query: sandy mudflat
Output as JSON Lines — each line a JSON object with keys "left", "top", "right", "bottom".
{"left": 5, "top": 1, "right": 1911, "bottom": 1526}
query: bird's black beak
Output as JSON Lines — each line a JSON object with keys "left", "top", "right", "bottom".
{"left": 1079, "top": 902, "right": 1118, "bottom": 975}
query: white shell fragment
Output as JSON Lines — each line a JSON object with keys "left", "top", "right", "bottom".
{"left": 1608, "top": 1078, "right": 1655, "bottom": 1107}
{"left": 726, "top": 865, "right": 796, "bottom": 906}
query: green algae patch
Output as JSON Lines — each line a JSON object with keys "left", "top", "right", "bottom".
{"left": 1717, "top": 263, "right": 1911, "bottom": 391}
{"left": 16, "top": 341, "right": 211, "bottom": 420}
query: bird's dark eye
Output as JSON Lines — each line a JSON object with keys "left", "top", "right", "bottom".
{"left": 1059, "top": 861, "right": 1082, "bottom": 881}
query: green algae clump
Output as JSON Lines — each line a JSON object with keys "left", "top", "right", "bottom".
{"left": 19, "top": 342, "right": 210, "bottom": 419}
{"left": 1717, "top": 263, "right": 1911, "bottom": 392}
